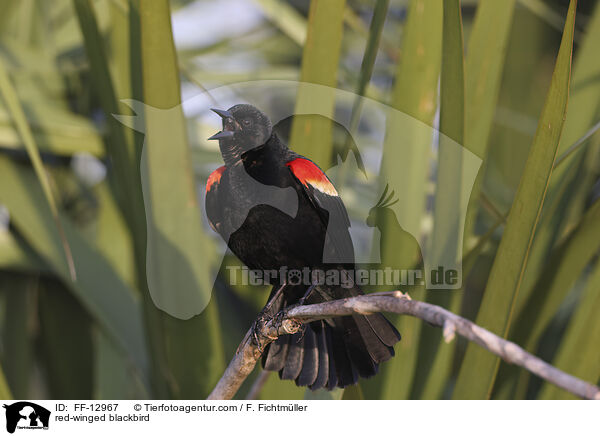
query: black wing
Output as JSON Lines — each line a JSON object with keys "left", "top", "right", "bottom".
{"left": 286, "top": 157, "right": 355, "bottom": 265}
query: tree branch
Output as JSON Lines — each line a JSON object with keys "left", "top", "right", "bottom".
{"left": 207, "top": 291, "right": 600, "bottom": 400}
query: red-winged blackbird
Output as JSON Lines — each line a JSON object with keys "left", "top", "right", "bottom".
{"left": 205, "top": 104, "right": 400, "bottom": 390}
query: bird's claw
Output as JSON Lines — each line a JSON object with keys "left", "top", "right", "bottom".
{"left": 251, "top": 310, "right": 272, "bottom": 354}
{"left": 252, "top": 325, "right": 264, "bottom": 354}
{"left": 295, "top": 323, "right": 307, "bottom": 343}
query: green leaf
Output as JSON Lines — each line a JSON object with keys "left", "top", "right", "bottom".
{"left": 361, "top": 0, "right": 443, "bottom": 400}
{"left": 335, "top": 0, "right": 389, "bottom": 191}
{"left": 258, "top": 375, "right": 305, "bottom": 400}
{"left": 412, "top": 0, "right": 465, "bottom": 400}
{"left": 418, "top": 0, "right": 516, "bottom": 400}
{"left": 537, "top": 259, "right": 600, "bottom": 399}
{"left": 289, "top": 0, "right": 346, "bottom": 167}
{"left": 463, "top": 0, "right": 517, "bottom": 159}
{"left": 138, "top": 0, "right": 225, "bottom": 398}
{"left": 0, "top": 363, "right": 11, "bottom": 400}
{"left": 0, "top": 58, "right": 76, "bottom": 280}
{"left": 452, "top": 0, "right": 577, "bottom": 399}
{"left": 462, "top": 0, "right": 516, "bottom": 243}
{"left": 519, "top": 0, "right": 583, "bottom": 43}
{"left": 341, "top": 384, "right": 364, "bottom": 400}
{"left": 510, "top": 199, "right": 600, "bottom": 358}
{"left": 0, "top": 273, "right": 36, "bottom": 398}
{"left": 72, "top": 0, "right": 146, "bottom": 254}
{"left": 94, "top": 325, "right": 149, "bottom": 399}
{"left": 0, "top": 230, "right": 48, "bottom": 272}
{"left": 0, "top": 155, "right": 149, "bottom": 383}
{"left": 253, "top": 0, "right": 307, "bottom": 46}
{"left": 519, "top": 1, "right": 600, "bottom": 297}
{"left": 518, "top": 1, "right": 600, "bottom": 298}
{"left": 0, "top": 104, "right": 105, "bottom": 157}
{"left": 494, "top": 2, "right": 600, "bottom": 398}
{"left": 138, "top": 0, "right": 216, "bottom": 317}
{"left": 304, "top": 388, "right": 343, "bottom": 400}
{"left": 37, "top": 279, "right": 94, "bottom": 399}
{"left": 352, "top": 0, "right": 389, "bottom": 103}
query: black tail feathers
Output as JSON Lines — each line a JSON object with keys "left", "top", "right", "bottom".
{"left": 262, "top": 313, "right": 401, "bottom": 390}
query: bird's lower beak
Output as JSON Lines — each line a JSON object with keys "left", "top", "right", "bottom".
{"left": 208, "top": 108, "right": 239, "bottom": 140}
{"left": 208, "top": 130, "right": 234, "bottom": 140}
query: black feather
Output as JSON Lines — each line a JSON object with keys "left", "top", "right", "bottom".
{"left": 296, "top": 327, "right": 319, "bottom": 386}
{"left": 281, "top": 333, "right": 304, "bottom": 380}
{"left": 310, "top": 321, "right": 329, "bottom": 390}
{"left": 263, "top": 335, "right": 290, "bottom": 372}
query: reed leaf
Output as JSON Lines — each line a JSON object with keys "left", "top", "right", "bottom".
{"left": 452, "top": 0, "right": 577, "bottom": 399}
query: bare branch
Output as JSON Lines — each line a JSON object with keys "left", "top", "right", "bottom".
{"left": 207, "top": 291, "right": 600, "bottom": 400}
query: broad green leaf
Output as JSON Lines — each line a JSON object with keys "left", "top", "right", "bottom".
{"left": 0, "top": 273, "right": 36, "bottom": 398}
{"left": 0, "top": 155, "right": 149, "bottom": 382}
{"left": 304, "top": 388, "right": 343, "bottom": 400}
{"left": 453, "top": 0, "right": 577, "bottom": 399}
{"left": 0, "top": 230, "right": 47, "bottom": 272}
{"left": 73, "top": 0, "right": 146, "bottom": 250}
{"left": 289, "top": 0, "right": 346, "bottom": 167}
{"left": 418, "top": 0, "right": 516, "bottom": 400}
{"left": 481, "top": 7, "right": 555, "bottom": 217}
{"left": 0, "top": 363, "right": 11, "bottom": 400}
{"left": 463, "top": 0, "right": 517, "bottom": 159}
{"left": 518, "top": 1, "right": 600, "bottom": 301}
{"left": 336, "top": 0, "right": 389, "bottom": 191}
{"left": 258, "top": 375, "right": 305, "bottom": 400}
{"left": 139, "top": 0, "right": 215, "bottom": 317}
{"left": 253, "top": 0, "right": 307, "bottom": 45}
{"left": 462, "top": 0, "right": 516, "bottom": 244}
{"left": 0, "top": 59, "right": 76, "bottom": 280}
{"left": 94, "top": 327, "right": 148, "bottom": 400}
{"left": 412, "top": 0, "right": 465, "bottom": 400}
{"left": 361, "top": 0, "right": 443, "bottom": 400}
{"left": 138, "top": 0, "right": 225, "bottom": 398}
{"left": 537, "top": 259, "right": 600, "bottom": 399}
{"left": 341, "top": 384, "right": 364, "bottom": 400}
{"left": 494, "top": 2, "right": 600, "bottom": 398}
{"left": 0, "top": 1, "right": 19, "bottom": 35}
{"left": 519, "top": 0, "right": 582, "bottom": 43}
{"left": 517, "top": 1, "right": 600, "bottom": 307}
{"left": 93, "top": 182, "right": 136, "bottom": 288}
{"left": 510, "top": 199, "right": 600, "bottom": 358}
{"left": 37, "top": 279, "right": 94, "bottom": 399}
{"left": 0, "top": 105, "right": 104, "bottom": 157}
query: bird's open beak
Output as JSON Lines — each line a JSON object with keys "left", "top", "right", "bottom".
{"left": 208, "top": 108, "right": 238, "bottom": 140}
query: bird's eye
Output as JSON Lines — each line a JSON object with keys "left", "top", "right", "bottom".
{"left": 242, "top": 119, "right": 252, "bottom": 127}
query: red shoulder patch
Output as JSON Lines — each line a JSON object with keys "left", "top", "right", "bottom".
{"left": 206, "top": 166, "right": 225, "bottom": 193}
{"left": 286, "top": 158, "right": 338, "bottom": 196}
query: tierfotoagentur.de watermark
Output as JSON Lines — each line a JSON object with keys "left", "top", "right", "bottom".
{"left": 225, "top": 265, "right": 459, "bottom": 288}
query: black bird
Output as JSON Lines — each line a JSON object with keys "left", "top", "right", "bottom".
{"left": 205, "top": 104, "right": 400, "bottom": 390}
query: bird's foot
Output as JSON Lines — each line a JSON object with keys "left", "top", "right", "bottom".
{"left": 250, "top": 308, "right": 280, "bottom": 354}
{"left": 271, "top": 310, "right": 285, "bottom": 332}
{"left": 251, "top": 312, "right": 269, "bottom": 354}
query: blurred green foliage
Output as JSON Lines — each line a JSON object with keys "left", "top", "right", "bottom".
{"left": 0, "top": 0, "right": 598, "bottom": 400}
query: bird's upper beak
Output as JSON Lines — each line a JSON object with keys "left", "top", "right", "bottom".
{"left": 208, "top": 108, "right": 239, "bottom": 140}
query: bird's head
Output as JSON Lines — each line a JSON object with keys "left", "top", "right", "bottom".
{"left": 366, "top": 184, "right": 399, "bottom": 228}
{"left": 208, "top": 104, "right": 273, "bottom": 165}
